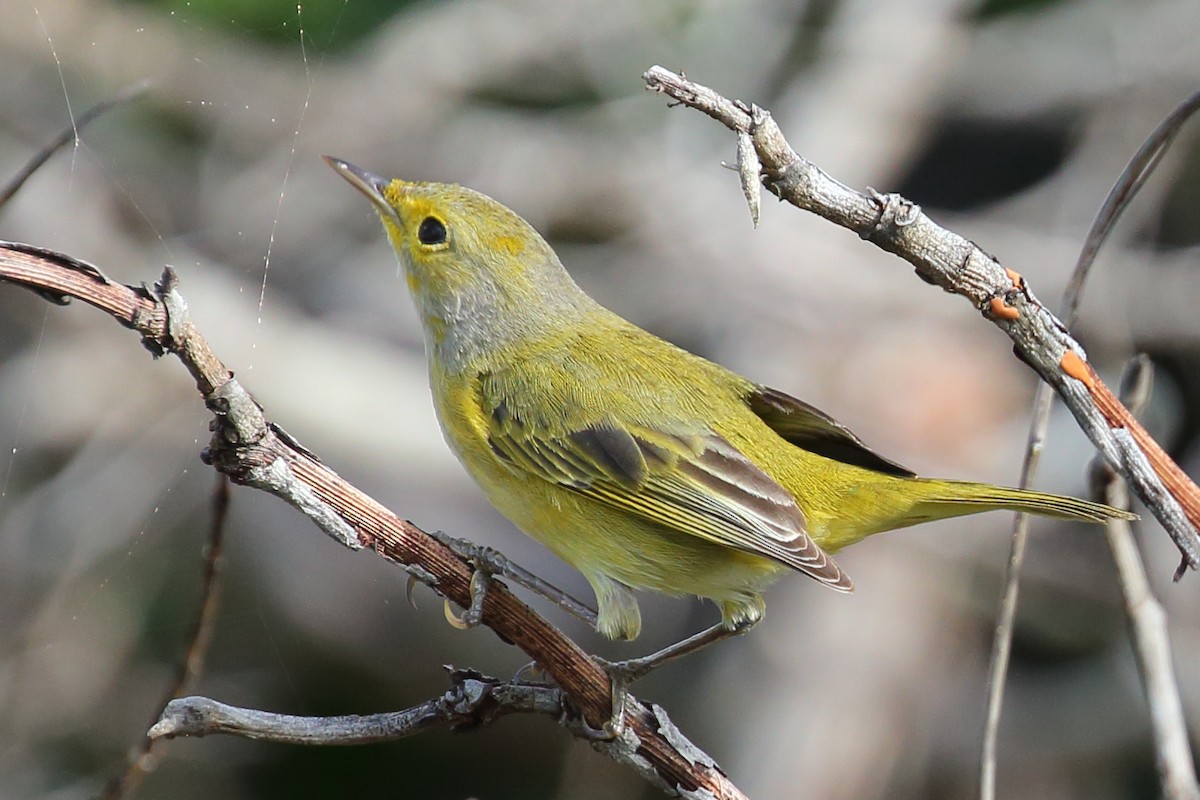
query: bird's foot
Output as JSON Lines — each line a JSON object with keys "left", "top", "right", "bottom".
{"left": 568, "top": 663, "right": 632, "bottom": 742}
{"left": 575, "top": 618, "right": 761, "bottom": 739}
{"left": 443, "top": 568, "right": 491, "bottom": 630}
{"left": 598, "top": 617, "right": 760, "bottom": 683}
{"left": 429, "top": 530, "right": 598, "bottom": 629}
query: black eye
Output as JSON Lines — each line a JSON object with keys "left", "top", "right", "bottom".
{"left": 417, "top": 216, "right": 447, "bottom": 245}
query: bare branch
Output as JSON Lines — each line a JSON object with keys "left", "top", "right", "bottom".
{"left": 980, "top": 422, "right": 1043, "bottom": 800}
{"left": 1070, "top": 89, "right": 1200, "bottom": 297}
{"left": 148, "top": 669, "right": 729, "bottom": 798}
{"left": 641, "top": 64, "right": 1200, "bottom": 575}
{"left": 642, "top": 66, "right": 1200, "bottom": 800}
{"left": 149, "top": 670, "right": 564, "bottom": 745}
{"left": 1088, "top": 358, "right": 1200, "bottom": 800}
{"left": 0, "top": 242, "right": 746, "bottom": 800}
{"left": 984, "top": 89, "right": 1200, "bottom": 800}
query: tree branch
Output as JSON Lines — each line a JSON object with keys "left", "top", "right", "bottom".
{"left": 642, "top": 64, "right": 1200, "bottom": 575}
{"left": 1089, "top": 357, "right": 1200, "bottom": 800}
{"left": 982, "top": 87, "right": 1200, "bottom": 800}
{"left": 0, "top": 242, "right": 745, "bottom": 800}
{"left": 149, "top": 669, "right": 564, "bottom": 745}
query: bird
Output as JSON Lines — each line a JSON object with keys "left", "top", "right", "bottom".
{"left": 325, "top": 155, "right": 1131, "bottom": 667}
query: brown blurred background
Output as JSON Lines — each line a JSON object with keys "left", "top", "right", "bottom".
{"left": 2, "top": 0, "right": 1200, "bottom": 798}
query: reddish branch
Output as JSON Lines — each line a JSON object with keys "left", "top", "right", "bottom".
{"left": 1062, "top": 350, "right": 1200, "bottom": 571}
{"left": 0, "top": 241, "right": 744, "bottom": 800}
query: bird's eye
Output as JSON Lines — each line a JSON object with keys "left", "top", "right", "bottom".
{"left": 417, "top": 216, "right": 447, "bottom": 246}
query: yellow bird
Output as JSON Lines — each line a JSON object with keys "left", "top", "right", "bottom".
{"left": 326, "top": 156, "right": 1130, "bottom": 655}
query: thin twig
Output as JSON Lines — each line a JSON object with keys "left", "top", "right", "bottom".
{"left": 97, "top": 475, "right": 230, "bottom": 800}
{"left": 979, "top": 385, "right": 1050, "bottom": 800}
{"left": 0, "top": 81, "right": 150, "bottom": 210}
{"left": 1088, "top": 357, "right": 1200, "bottom": 800}
{"left": 1068, "top": 89, "right": 1200, "bottom": 300}
{"left": 150, "top": 669, "right": 563, "bottom": 745}
{"left": 980, "top": 89, "right": 1200, "bottom": 800}
{"left": 148, "top": 668, "right": 718, "bottom": 800}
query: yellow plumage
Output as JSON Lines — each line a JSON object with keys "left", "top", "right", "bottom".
{"left": 326, "top": 157, "right": 1133, "bottom": 642}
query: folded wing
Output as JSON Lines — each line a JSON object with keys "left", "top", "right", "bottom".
{"left": 486, "top": 394, "right": 851, "bottom": 591}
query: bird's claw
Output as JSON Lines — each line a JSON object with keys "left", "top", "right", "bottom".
{"left": 443, "top": 569, "right": 491, "bottom": 630}
{"left": 565, "top": 677, "right": 629, "bottom": 742}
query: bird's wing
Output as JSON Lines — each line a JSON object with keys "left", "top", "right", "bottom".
{"left": 746, "top": 385, "right": 915, "bottom": 477}
{"left": 485, "top": 391, "right": 851, "bottom": 591}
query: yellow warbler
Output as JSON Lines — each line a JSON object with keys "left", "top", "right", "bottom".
{"left": 326, "top": 156, "right": 1130, "bottom": 645}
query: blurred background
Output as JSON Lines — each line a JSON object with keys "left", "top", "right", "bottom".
{"left": 2, "top": 0, "right": 1199, "bottom": 798}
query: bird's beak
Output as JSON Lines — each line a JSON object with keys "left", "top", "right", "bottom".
{"left": 323, "top": 155, "right": 397, "bottom": 219}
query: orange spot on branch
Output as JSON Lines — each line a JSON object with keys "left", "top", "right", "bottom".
{"left": 1059, "top": 350, "right": 1095, "bottom": 388}
{"left": 988, "top": 296, "right": 1020, "bottom": 321}
{"left": 1004, "top": 268, "right": 1024, "bottom": 289}
{"left": 1062, "top": 351, "right": 1200, "bottom": 537}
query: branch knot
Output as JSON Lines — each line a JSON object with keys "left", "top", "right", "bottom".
{"left": 862, "top": 188, "right": 921, "bottom": 241}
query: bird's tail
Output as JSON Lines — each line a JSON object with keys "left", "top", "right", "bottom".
{"left": 815, "top": 476, "right": 1138, "bottom": 553}
{"left": 915, "top": 479, "right": 1136, "bottom": 523}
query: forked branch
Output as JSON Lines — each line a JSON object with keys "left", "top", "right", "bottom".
{"left": 0, "top": 242, "right": 745, "bottom": 800}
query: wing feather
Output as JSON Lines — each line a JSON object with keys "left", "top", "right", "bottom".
{"left": 747, "top": 385, "right": 915, "bottom": 477}
{"left": 484, "top": 396, "right": 851, "bottom": 591}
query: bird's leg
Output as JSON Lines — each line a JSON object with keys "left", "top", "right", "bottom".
{"left": 573, "top": 617, "right": 760, "bottom": 741}
{"left": 599, "top": 617, "right": 760, "bottom": 683}
{"left": 429, "top": 530, "right": 599, "bottom": 629}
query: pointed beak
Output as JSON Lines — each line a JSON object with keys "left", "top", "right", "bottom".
{"left": 323, "top": 155, "right": 397, "bottom": 218}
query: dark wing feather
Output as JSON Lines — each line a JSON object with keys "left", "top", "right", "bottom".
{"left": 747, "top": 385, "right": 915, "bottom": 477}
